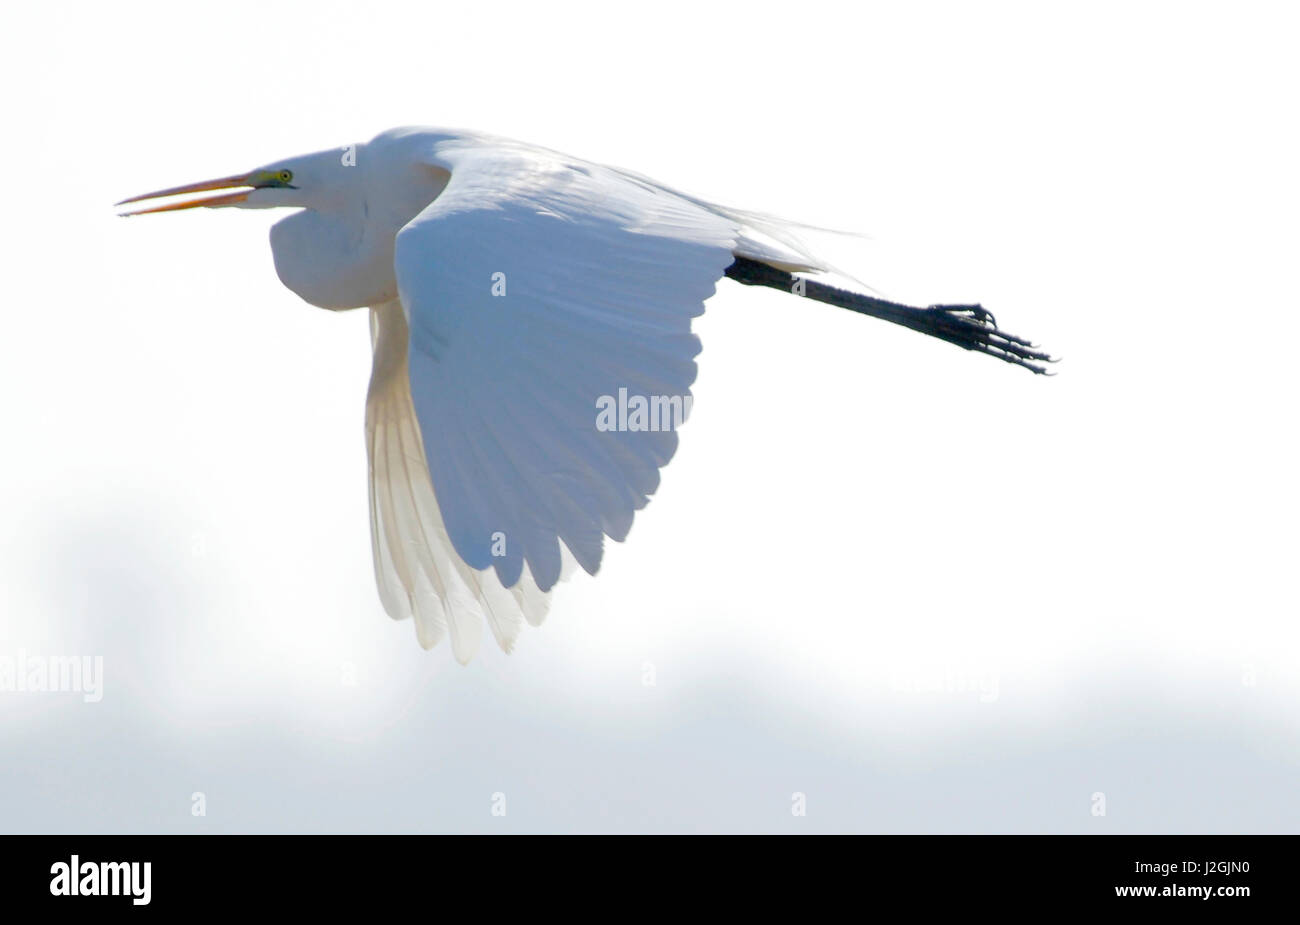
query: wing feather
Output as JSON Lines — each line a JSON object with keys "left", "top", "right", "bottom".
{"left": 366, "top": 298, "right": 553, "bottom": 659}
{"left": 367, "top": 136, "right": 744, "bottom": 658}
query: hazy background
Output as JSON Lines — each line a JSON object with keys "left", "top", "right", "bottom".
{"left": 1, "top": 0, "right": 1297, "bottom": 832}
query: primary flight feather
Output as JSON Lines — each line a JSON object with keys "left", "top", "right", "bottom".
{"left": 118, "top": 127, "right": 1052, "bottom": 661}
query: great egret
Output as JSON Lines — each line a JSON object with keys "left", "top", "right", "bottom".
{"left": 118, "top": 127, "right": 1051, "bottom": 661}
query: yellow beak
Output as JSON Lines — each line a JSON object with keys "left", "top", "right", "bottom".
{"left": 116, "top": 172, "right": 260, "bottom": 216}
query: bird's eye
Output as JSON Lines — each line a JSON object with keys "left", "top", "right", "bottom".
{"left": 277, "top": 170, "right": 293, "bottom": 184}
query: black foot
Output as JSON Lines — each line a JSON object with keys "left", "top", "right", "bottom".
{"left": 724, "top": 256, "right": 1056, "bottom": 375}
{"left": 922, "top": 303, "right": 1056, "bottom": 374}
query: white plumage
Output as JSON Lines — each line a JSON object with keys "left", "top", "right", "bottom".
{"left": 118, "top": 126, "right": 1046, "bottom": 660}
{"left": 367, "top": 130, "right": 819, "bottom": 660}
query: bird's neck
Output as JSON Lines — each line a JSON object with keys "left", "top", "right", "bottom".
{"left": 269, "top": 157, "right": 449, "bottom": 311}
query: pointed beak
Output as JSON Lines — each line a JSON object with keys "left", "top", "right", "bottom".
{"left": 115, "top": 172, "right": 260, "bottom": 216}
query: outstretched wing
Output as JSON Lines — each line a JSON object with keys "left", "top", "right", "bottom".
{"left": 366, "top": 298, "right": 553, "bottom": 662}
{"left": 382, "top": 141, "right": 739, "bottom": 656}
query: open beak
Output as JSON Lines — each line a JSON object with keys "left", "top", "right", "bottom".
{"left": 116, "top": 172, "right": 260, "bottom": 216}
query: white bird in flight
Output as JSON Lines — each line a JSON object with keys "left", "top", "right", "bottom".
{"left": 119, "top": 127, "right": 1051, "bottom": 662}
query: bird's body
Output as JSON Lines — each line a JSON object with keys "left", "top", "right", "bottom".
{"left": 119, "top": 127, "right": 1051, "bottom": 661}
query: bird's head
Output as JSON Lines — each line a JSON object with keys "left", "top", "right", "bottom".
{"left": 116, "top": 149, "right": 354, "bottom": 216}
{"left": 115, "top": 137, "right": 444, "bottom": 309}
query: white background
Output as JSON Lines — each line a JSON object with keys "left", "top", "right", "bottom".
{"left": 0, "top": 0, "right": 1296, "bottom": 831}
